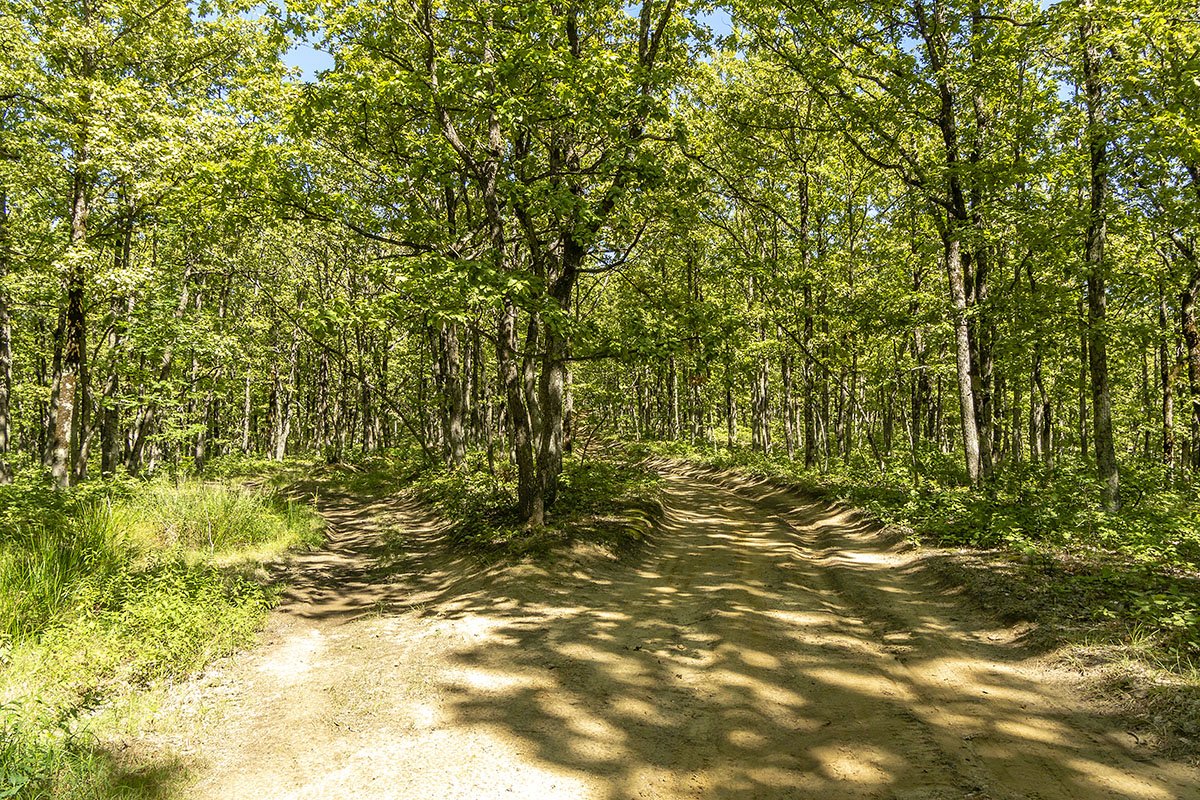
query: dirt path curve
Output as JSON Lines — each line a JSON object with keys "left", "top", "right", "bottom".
{"left": 164, "top": 469, "right": 1200, "bottom": 800}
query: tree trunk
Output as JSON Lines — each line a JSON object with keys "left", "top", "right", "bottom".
{"left": 100, "top": 292, "right": 130, "bottom": 476}
{"left": 535, "top": 239, "right": 582, "bottom": 511}
{"left": 667, "top": 355, "right": 680, "bottom": 440}
{"left": 439, "top": 321, "right": 467, "bottom": 467}
{"left": 966, "top": 248, "right": 994, "bottom": 478}
{"left": 1161, "top": 288, "right": 1176, "bottom": 479}
{"left": 1082, "top": 2, "right": 1119, "bottom": 511}
{"left": 752, "top": 355, "right": 770, "bottom": 453}
{"left": 946, "top": 234, "right": 983, "bottom": 485}
{"left": 0, "top": 190, "right": 11, "bottom": 484}
{"left": 725, "top": 373, "right": 736, "bottom": 449}
{"left": 781, "top": 349, "right": 795, "bottom": 459}
{"left": 1181, "top": 275, "right": 1200, "bottom": 472}
{"left": 499, "top": 299, "right": 541, "bottom": 524}
{"left": 129, "top": 265, "right": 191, "bottom": 473}
{"left": 803, "top": 285, "right": 816, "bottom": 467}
{"left": 50, "top": 170, "right": 89, "bottom": 488}
{"left": 241, "top": 370, "right": 253, "bottom": 454}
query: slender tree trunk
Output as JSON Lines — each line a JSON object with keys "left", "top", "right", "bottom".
{"left": 272, "top": 321, "right": 300, "bottom": 461}
{"left": 1082, "top": 2, "right": 1119, "bottom": 510}
{"left": 316, "top": 350, "right": 331, "bottom": 459}
{"left": 781, "top": 349, "right": 795, "bottom": 459}
{"left": 667, "top": 355, "right": 680, "bottom": 440}
{"left": 0, "top": 190, "right": 11, "bottom": 484}
{"left": 967, "top": 249, "right": 994, "bottom": 478}
{"left": 1077, "top": 301, "right": 1090, "bottom": 457}
{"left": 725, "top": 371, "right": 736, "bottom": 449}
{"left": 563, "top": 359, "right": 574, "bottom": 456}
{"left": 129, "top": 265, "right": 191, "bottom": 473}
{"left": 49, "top": 170, "right": 90, "bottom": 488}
{"left": 1027, "top": 263, "right": 1053, "bottom": 466}
{"left": 946, "top": 235, "right": 982, "bottom": 485}
{"left": 522, "top": 311, "right": 542, "bottom": 455}
{"left": 752, "top": 356, "right": 770, "bottom": 453}
{"left": 800, "top": 167, "right": 817, "bottom": 468}
{"left": 802, "top": 285, "right": 817, "bottom": 467}
{"left": 100, "top": 288, "right": 131, "bottom": 476}
{"left": 1161, "top": 289, "right": 1176, "bottom": 479}
{"left": 241, "top": 370, "right": 253, "bottom": 454}
{"left": 911, "top": 261, "right": 933, "bottom": 456}
{"left": 1180, "top": 276, "right": 1200, "bottom": 472}
{"left": 439, "top": 321, "right": 467, "bottom": 467}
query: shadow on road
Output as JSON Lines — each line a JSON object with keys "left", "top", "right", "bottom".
{"left": 276, "top": 473, "right": 1189, "bottom": 799}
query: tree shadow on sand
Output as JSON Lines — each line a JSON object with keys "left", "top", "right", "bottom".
{"left": 282, "top": 471, "right": 1193, "bottom": 799}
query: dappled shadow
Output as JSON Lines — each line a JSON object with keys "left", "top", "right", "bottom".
{"left": 271, "top": 487, "right": 513, "bottom": 623}
{"left": 257, "top": 463, "right": 1199, "bottom": 798}
{"left": 61, "top": 740, "right": 190, "bottom": 800}
{"left": 355, "top": 472, "right": 1194, "bottom": 799}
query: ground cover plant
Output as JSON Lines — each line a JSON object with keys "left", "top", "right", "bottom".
{"left": 0, "top": 474, "right": 324, "bottom": 799}
{"left": 410, "top": 449, "right": 662, "bottom": 557}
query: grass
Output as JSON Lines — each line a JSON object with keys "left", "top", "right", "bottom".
{"left": 0, "top": 474, "right": 324, "bottom": 799}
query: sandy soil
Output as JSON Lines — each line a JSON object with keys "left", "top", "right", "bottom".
{"left": 150, "top": 469, "right": 1200, "bottom": 799}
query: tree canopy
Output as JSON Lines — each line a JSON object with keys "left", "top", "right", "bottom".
{"left": 2, "top": 0, "right": 1199, "bottom": 524}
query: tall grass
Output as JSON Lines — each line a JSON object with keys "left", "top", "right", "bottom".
{"left": 117, "top": 480, "right": 324, "bottom": 552}
{"left": 0, "top": 506, "right": 123, "bottom": 640}
{"left": 0, "top": 476, "right": 324, "bottom": 799}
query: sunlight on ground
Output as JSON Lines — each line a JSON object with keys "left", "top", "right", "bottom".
{"left": 258, "top": 629, "right": 324, "bottom": 683}
{"left": 174, "top": 474, "right": 1199, "bottom": 800}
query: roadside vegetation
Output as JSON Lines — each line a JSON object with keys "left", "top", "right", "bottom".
{"left": 0, "top": 470, "right": 324, "bottom": 799}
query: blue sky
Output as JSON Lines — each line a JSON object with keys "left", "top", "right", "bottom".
{"left": 285, "top": 42, "right": 334, "bottom": 81}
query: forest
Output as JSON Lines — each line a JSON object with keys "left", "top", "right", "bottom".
{"left": 2, "top": 0, "right": 1200, "bottom": 797}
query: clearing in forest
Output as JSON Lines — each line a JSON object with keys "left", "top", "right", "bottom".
{"left": 143, "top": 470, "right": 1200, "bottom": 800}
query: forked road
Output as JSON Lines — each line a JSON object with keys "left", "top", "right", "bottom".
{"left": 172, "top": 470, "right": 1199, "bottom": 799}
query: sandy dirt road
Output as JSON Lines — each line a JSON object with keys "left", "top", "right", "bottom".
{"left": 161, "top": 469, "right": 1200, "bottom": 799}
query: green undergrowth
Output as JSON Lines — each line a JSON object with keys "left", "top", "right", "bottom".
{"left": 210, "top": 445, "right": 663, "bottom": 559}
{"left": 0, "top": 475, "right": 324, "bottom": 799}
{"left": 410, "top": 449, "right": 663, "bottom": 558}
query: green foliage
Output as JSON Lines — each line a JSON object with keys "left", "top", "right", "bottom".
{"left": 0, "top": 476, "right": 321, "bottom": 799}
{"left": 0, "top": 479, "right": 321, "bottom": 642}
{"left": 0, "top": 698, "right": 182, "bottom": 800}
{"left": 0, "top": 507, "right": 124, "bottom": 640}
{"left": 410, "top": 454, "right": 523, "bottom": 550}
{"left": 116, "top": 480, "right": 324, "bottom": 552}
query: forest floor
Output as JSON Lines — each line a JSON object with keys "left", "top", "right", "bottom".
{"left": 124, "top": 467, "right": 1200, "bottom": 799}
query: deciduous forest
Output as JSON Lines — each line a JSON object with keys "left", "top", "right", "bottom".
{"left": 2, "top": 0, "right": 1200, "bottom": 797}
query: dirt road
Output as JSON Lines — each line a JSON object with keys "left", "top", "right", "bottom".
{"left": 162, "top": 470, "right": 1200, "bottom": 799}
